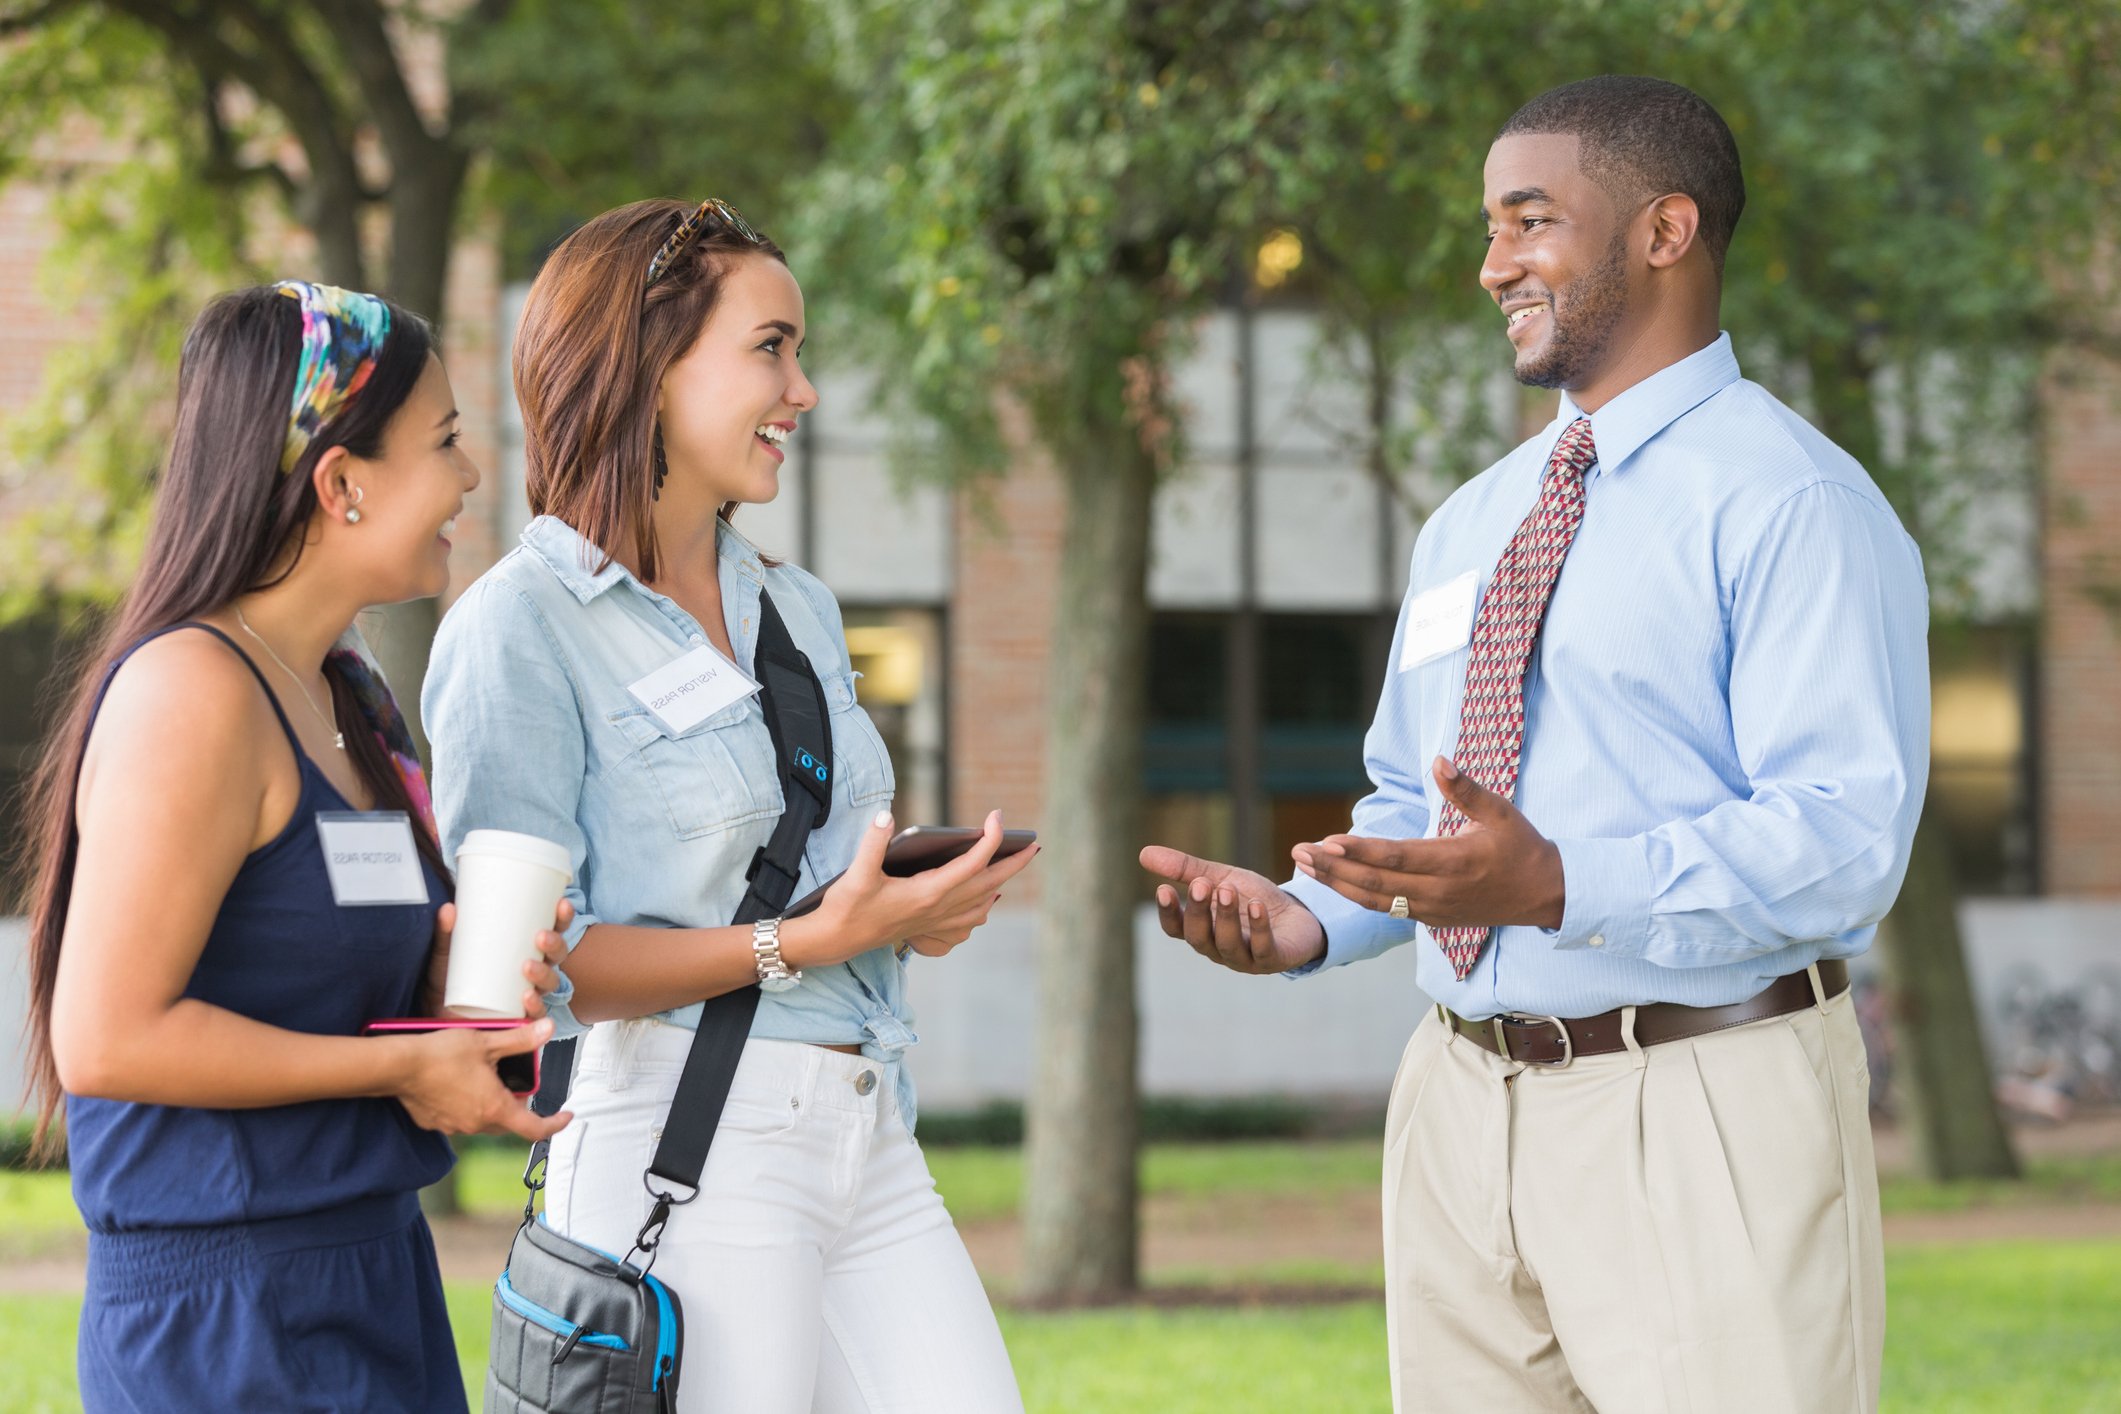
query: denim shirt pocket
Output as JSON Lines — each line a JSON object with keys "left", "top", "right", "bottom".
{"left": 606, "top": 702, "right": 783, "bottom": 840}
{"left": 822, "top": 670, "right": 896, "bottom": 808}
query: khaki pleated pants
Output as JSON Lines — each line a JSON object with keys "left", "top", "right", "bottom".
{"left": 1382, "top": 977, "right": 1884, "bottom": 1413}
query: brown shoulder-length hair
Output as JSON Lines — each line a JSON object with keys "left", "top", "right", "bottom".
{"left": 514, "top": 198, "right": 788, "bottom": 583}
{"left": 13, "top": 285, "right": 447, "bottom": 1162}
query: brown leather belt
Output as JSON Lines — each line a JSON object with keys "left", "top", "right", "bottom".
{"left": 1439, "top": 960, "right": 1847, "bottom": 1068}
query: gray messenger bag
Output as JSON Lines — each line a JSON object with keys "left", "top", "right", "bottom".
{"left": 484, "top": 591, "right": 835, "bottom": 1413}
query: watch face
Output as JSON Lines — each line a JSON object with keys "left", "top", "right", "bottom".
{"left": 759, "top": 971, "right": 802, "bottom": 994}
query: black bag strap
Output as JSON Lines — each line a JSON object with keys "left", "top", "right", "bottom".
{"left": 522, "top": 589, "right": 836, "bottom": 1259}
{"left": 644, "top": 589, "right": 833, "bottom": 1193}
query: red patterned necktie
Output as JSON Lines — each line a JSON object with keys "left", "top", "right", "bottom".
{"left": 1430, "top": 416, "right": 1596, "bottom": 980}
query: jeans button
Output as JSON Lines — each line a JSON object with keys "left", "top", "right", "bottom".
{"left": 854, "top": 1070, "right": 877, "bottom": 1096}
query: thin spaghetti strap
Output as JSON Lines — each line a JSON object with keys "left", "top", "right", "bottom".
{"left": 174, "top": 622, "right": 306, "bottom": 754}
{"left": 93, "top": 621, "right": 305, "bottom": 757}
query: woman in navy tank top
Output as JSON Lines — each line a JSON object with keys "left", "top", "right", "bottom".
{"left": 17, "top": 283, "right": 574, "bottom": 1412}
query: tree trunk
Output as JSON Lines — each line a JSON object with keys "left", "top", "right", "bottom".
{"left": 1876, "top": 804, "right": 2021, "bottom": 1179}
{"left": 1804, "top": 341, "right": 2021, "bottom": 1185}
{"left": 1019, "top": 418, "right": 1155, "bottom": 1304}
{"left": 364, "top": 142, "right": 471, "bottom": 763}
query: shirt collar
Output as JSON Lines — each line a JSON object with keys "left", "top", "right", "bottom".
{"left": 1552, "top": 331, "right": 1741, "bottom": 478}
{"left": 520, "top": 514, "right": 766, "bottom": 605}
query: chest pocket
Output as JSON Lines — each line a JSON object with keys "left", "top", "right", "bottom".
{"left": 824, "top": 670, "right": 896, "bottom": 810}
{"left": 608, "top": 699, "right": 783, "bottom": 841}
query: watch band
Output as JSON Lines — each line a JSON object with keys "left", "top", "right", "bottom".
{"left": 752, "top": 916, "right": 800, "bottom": 985}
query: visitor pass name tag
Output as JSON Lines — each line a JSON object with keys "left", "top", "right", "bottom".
{"left": 628, "top": 644, "right": 760, "bottom": 735}
{"left": 1398, "top": 570, "right": 1479, "bottom": 671}
{"left": 316, "top": 811, "right": 428, "bottom": 906}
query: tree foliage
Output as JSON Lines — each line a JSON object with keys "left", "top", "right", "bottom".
{"left": 3, "top": 0, "right": 2114, "bottom": 1236}
{"left": 798, "top": 0, "right": 1422, "bottom": 1301}
{"left": 453, "top": 0, "right": 847, "bottom": 275}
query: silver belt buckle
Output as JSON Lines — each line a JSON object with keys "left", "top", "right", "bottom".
{"left": 1494, "top": 1013, "right": 1574, "bottom": 1069}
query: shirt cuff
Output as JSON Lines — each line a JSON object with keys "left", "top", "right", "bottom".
{"left": 1551, "top": 836, "right": 1656, "bottom": 956}
{"left": 1279, "top": 872, "right": 1419, "bottom": 977}
{"left": 542, "top": 890, "right": 596, "bottom": 1042}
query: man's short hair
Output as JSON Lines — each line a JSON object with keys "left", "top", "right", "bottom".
{"left": 1499, "top": 76, "right": 1745, "bottom": 270}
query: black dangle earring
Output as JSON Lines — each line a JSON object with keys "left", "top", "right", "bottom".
{"left": 652, "top": 423, "right": 669, "bottom": 501}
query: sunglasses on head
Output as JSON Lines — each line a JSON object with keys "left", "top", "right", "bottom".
{"left": 645, "top": 197, "right": 766, "bottom": 287}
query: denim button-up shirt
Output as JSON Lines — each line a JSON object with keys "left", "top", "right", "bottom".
{"left": 424, "top": 515, "right": 921, "bottom": 1122}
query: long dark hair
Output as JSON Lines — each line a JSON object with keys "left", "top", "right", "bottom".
{"left": 15, "top": 284, "right": 443, "bottom": 1160}
{"left": 514, "top": 198, "right": 789, "bottom": 582}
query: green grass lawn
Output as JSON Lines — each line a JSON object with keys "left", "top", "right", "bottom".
{"left": 0, "top": 1168, "right": 86, "bottom": 1262}
{"left": 7, "top": 1143, "right": 2120, "bottom": 1410}
{"left": 5, "top": 1244, "right": 2116, "bottom": 1411}
{"left": 446, "top": 1135, "right": 1390, "bottom": 1225}
{"left": 27, "top": 1139, "right": 2121, "bottom": 1238}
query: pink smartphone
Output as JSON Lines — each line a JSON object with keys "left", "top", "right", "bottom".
{"left": 362, "top": 1017, "right": 542, "bottom": 1096}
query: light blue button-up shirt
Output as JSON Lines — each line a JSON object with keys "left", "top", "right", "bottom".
{"left": 1285, "top": 334, "right": 1931, "bottom": 1020}
{"left": 424, "top": 515, "right": 922, "bottom": 1120}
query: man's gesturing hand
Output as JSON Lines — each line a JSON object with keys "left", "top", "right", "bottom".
{"left": 1291, "top": 757, "right": 1566, "bottom": 931}
{"left": 1139, "top": 846, "right": 1327, "bottom": 975}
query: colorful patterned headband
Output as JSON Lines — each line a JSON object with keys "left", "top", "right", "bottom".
{"left": 273, "top": 280, "right": 392, "bottom": 474}
{"left": 644, "top": 198, "right": 766, "bottom": 287}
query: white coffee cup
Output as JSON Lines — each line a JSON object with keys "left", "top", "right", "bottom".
{"left": 443, "top": 829, "right": 573, "bottom": 1019}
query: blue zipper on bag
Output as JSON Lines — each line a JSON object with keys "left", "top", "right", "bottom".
{"left": 537, "top": 1217, "right": 680, "bottom": 1389}
{"left": 496, "top": 1270, "right": 631, "bottom": 1353}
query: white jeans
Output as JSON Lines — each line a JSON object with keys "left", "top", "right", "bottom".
{"left": 544, "top": 1021, "right": 1024, "bottom": 1414}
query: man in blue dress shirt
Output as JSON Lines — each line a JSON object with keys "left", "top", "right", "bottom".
{"left": 1143, "top": 76, "right": 1926, "bottom": 1413}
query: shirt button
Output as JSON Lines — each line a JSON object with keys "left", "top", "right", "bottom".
{"left": 854, "top": 1071, "right": 877, "bottom": 1096}
{"left": 1588, "top": 934, "right": 1607, "bottom": 948}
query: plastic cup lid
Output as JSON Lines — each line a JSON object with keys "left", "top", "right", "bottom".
{"left": 456, "top": 828, "right": 573, "bottom": 880}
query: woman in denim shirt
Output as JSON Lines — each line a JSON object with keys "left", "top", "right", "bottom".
{"left": 424, "top": 199, "right": 1036, "bottom": 1413}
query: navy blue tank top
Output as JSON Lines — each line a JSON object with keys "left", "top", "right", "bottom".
{"left": 67, "top": 623, "right": 455, "bottom": 1231}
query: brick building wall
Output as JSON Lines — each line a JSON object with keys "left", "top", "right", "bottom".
{"left": 0, "top": 180, "right": 82, "bottom": 521}
{"left": 4, "top": 130, "right": 2115, "bottom": 904}
{"left": 945, "top": 405, "right": 1064, "bottom": 903}
{"left": 2039, "top": 347, "right": 2121, "bottom": 895}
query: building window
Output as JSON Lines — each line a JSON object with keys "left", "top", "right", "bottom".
{"left": 1144, "top": 614, "right": 1235, "bottom": 864}
{"left": 1143, "top": 611, "right": 1385, "bottom": 878}
{"left": 844, "top": 607, "right": 947, "bottom": 826}
{"left": 1929, "top": 623, "right": 2037, "bottom": 894}
{"left": 1259, "top": 613, "right": 1382, "bottom": 870}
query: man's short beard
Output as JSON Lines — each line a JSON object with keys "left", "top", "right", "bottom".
{"left": 1515, "top": 225, "right": 1630, "bottom": 390}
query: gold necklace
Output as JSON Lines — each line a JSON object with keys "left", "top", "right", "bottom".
{"left": 234, "top": 606, "right": 345, "bottom": 751}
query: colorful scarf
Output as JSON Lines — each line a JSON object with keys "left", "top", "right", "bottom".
{"left": 329, "top": 627, "right": 435, "bottom": 837}
{"left": 273, "top": 280, "right": 392, "bottom": 474}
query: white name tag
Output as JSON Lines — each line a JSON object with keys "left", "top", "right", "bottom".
{"left": 627, "top": 643, "right": 760, "bottom": 735}
{"left": 316, "top": 811, "right": 429, "bottom": 906}
{"left": 1398, "top": 570, "right": 1480, "bottom": 672}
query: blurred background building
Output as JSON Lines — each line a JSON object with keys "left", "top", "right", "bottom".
{"left": 3, "top": 140, "right": 2117, "bottom": 1116}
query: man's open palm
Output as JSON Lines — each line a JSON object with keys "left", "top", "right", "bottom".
{"left": 1138, "top": 846, "right": 1327, "bottom": 975}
